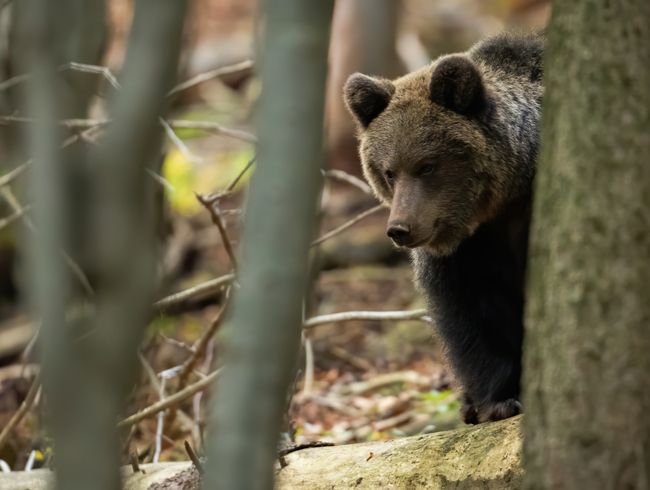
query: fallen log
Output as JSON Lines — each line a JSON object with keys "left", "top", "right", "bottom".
{"left": 0, "top": 416, "right": 522, "bottom": 489}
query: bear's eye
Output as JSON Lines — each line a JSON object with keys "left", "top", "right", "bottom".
{"left": 416, "top": 163, "right": 435, "bottom": 177}
{"left": 384, "top": 169, "right": 395, "bottom": 184}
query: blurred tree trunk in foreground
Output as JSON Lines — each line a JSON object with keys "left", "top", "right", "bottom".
{"left": 524, "top": 1, "right": 650, "bottom": 489}
{"left": 204, "top": 2, "right": 332, "bottom": 489}
{"left": 15, "top": 0, "right": 188, "bottom": 488}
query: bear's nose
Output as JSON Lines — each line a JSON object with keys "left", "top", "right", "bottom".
{"left": 387, "top": 223, "right": 412, "bottom": 246}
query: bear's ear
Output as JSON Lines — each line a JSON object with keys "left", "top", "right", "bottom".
{"left": 429, "top": 56, "right": 485, "bottom": 116}
{"left": 344, "top": 73, "right": 395, "bottom": 128}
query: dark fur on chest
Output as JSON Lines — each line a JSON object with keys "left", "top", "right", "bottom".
{"left": 414, "top": 195, "right": 531, "bottom": 422}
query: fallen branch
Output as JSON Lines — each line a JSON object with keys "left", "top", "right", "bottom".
{"left": 340, "top": 370, "right": 432, "bottom": 396}
{"left": 117, "top": 369, "right": 220, "bottom": 429}
{"left": 304, "top": 309, "right": 430, "bottom": 328}
{"left": 184, "top": 440, "right": 204, "bottom": 475}
{"left": 2, "top": 417, "right": 523, "bottom": 489}
{"left": 276, "top": 416, "right": 522, "bottom": 489}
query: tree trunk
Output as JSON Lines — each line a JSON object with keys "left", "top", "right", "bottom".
{"left": 1, "top": 417, "right": 523, "bottom": 490}
{"left": 523, "top": 2, "right": 650, "bottom": 489}
{"left": 203, "top": 2, "right": 333, "bottom": 489}
{"left": 14, "top": 1, "right": 188, "bottom": 488}
{"left": 325, "top": 0, "right": 404, "bottom": 175}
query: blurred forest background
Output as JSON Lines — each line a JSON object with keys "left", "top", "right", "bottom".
{"left": 0, "top": 0, "right": 548, "bottom": 470}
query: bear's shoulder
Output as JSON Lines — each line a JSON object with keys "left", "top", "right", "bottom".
{"left": 470, "top": 31, "right": 544, "bottom": 82}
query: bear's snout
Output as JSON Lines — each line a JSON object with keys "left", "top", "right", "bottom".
{"left": 386, "top": 223, "right": 413, "bottom": 247}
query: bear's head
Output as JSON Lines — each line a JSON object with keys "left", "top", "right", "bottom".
{"left": 344, "top": 56, "right": 499, "bottom": 256}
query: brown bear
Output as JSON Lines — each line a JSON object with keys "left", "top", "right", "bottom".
{"left": 344, "top": 32, "right": 544, "bottom": 423}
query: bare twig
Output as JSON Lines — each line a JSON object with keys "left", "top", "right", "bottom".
{"left": 160, "top": 118, "right": 201, "bottom": 163}
{"left": 25, "top": 450, "right": 37, "bottom": 471}
{"left": 117, "top": 369, "right": 221, "bottom": 429}
{"left": 0, "top": 204, "right": 32, "bottom": 232}
{"left": 191, "top": 338, "right": 214, "bottom": 451}
{"left": 184, "top": 440, "right": 204, "bottom": 475}
{"left": 153, "top": 273, "right": 235, "bottom": 313}
{"left": 177, "top": 292, "right": 229, "bottom": 389}
{"left": 59, "top": 61, "right": 121, "bottom": 90}
{"left": 343, "top": 371, "right": 431, "bottom": 396}
{"left": 0, "top": 116, "right": 256, "bottom": 144}
{"left": 0, "top": 375, "right": 41, "bottom": 451}
{"left": 0, "top": 60, "right": 119, "bottom": 93}
{"left": 168, "top": 59, "right": 254, "bottom": 97}
{"left": 304, "top": 309, "right": 430, "bottom": 328}
{"left": 323, "top": 169, "right": 372, "bottom": 195}
{"left": 0, "top": 74, "right": 30, "bottom": 92}
{"left": 196, "top": 194, "right": 238, "bottom": 270}
{"left": 1, "top": 187, "right": 94, "bottom": 295}
{"left": 302, "top": 336, "right": 314, "bottom": 395}
{"left": 153, "top": 367, "right": 181, "bottom": 464}
{"left": 278, "top": 441, "right": 335, "bottom": 457}
{"left": 145, "top": 168, "right": 175, "bottom": 194}
{"left": 139, "top": 354, "right": 196, "bottom": 434}
{"left": 203, "top": 156, "right": 258, "bottom": 204}
{"left": 0, "top": 115, "right": 109, "bottom": 129}
{"left": 311, "top": 203, "right": 387, "bottom": 246}
{"left": 20, "top": 324, "right": 41, "bottom": 370}
{"left": 0, "top": 162, "right": 29, "bottom": 188}
{"left": 158, "top": 334, "right": 195, "bottom": 354}
{"left": 138, "top": 353, "right": 162, "bottom": 393}
{"left": 226, "top": 157, "right": 256, "bottom": 192}
{"left": 167, "top": 119, "right": 256, "bottom": 144}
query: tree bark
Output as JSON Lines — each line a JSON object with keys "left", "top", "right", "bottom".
{"left": 1, "top": 417, "right": 523, "bottom": 490}
{"left": 15, "top": 1, "right": 188, "bottom": 489}
{"left": 203, "top": 2, "right": 333, "bottom": 489}
{"left": 523, "top": 1, "right": 650, "bottom": 489}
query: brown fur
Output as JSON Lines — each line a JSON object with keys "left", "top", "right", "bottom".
{"left": 344, "top": 32, "right": 544, "bottom": 423}
{"left": 345, "top": 33, "right": 543, "bottom": 256}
